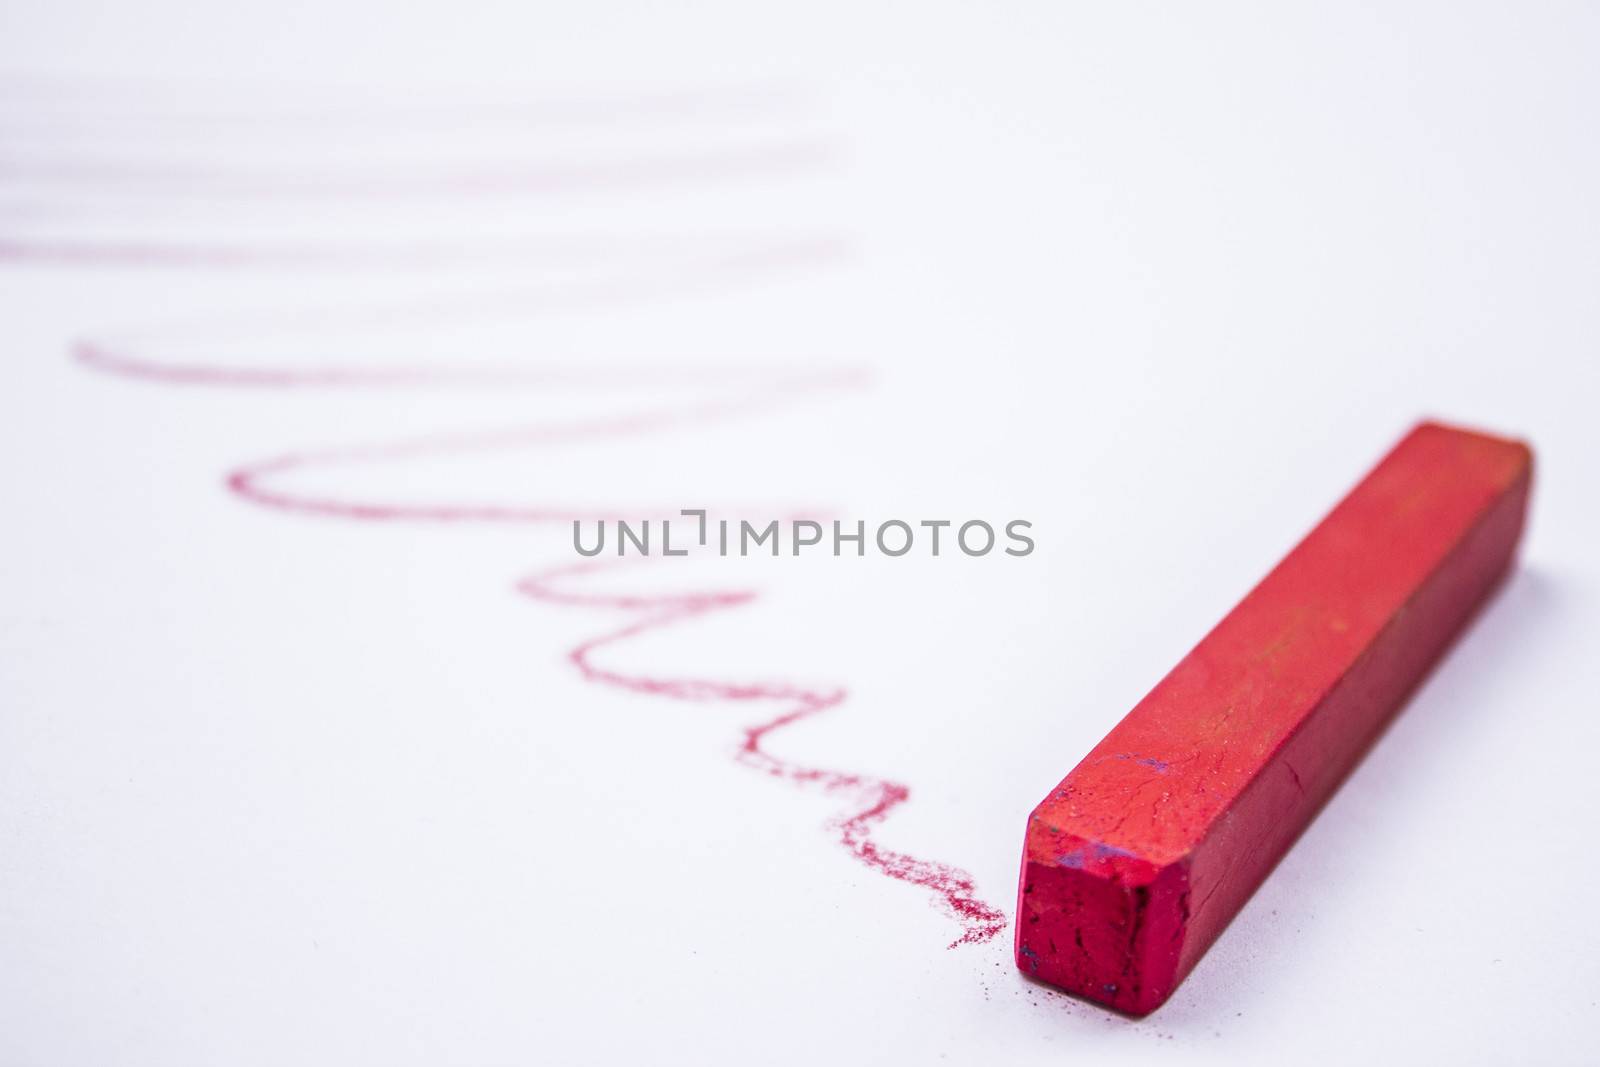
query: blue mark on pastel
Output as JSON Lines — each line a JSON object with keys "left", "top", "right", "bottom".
{"left": 1020, "top": 944, "right": 1040, "bottom": 973}
{"left": 1056, "top": 841, "right": 1137, "bottom": 868}
{"left": 1114, "top": 752, "right": 1170, "bottom": 773}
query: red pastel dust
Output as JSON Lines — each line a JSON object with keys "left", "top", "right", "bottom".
{"left": 1015, "top": 420, "right": 1533, "bottom": 1015}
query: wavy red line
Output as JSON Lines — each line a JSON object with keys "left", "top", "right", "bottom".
{"left": 14, "top": 93, "right": 1007, "bottom": 947}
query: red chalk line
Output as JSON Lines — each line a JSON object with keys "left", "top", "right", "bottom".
{"left": 11, "top": 85, "right": 1006, "bottom": 948}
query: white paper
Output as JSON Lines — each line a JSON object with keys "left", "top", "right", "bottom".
{"left": 3, "top": 3, "right": 1597, "bottom": 1063}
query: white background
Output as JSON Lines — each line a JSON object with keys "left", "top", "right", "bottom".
{"left": 2, "top": 2, "right": 1597, "bottom": 1063}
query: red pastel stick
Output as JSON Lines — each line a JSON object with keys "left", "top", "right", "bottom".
{"left": 1015, "top": 420, "right": 1533, "bottom": 1015}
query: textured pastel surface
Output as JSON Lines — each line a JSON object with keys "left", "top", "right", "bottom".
{"left": 1016, "top": 421, "right": 1533, "bottom": 1015}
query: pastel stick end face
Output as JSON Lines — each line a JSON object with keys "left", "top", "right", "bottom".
{"left": 1015, "top": 815, "right": 1190, "bottom": 1016}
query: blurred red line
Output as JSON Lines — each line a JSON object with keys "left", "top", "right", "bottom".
{"left": 0, "top": 139, "right": 841, "bottom": 198}
{"left": 0, "top": 78, "right": 811, "bottom": 129}
{"left": 15, "top": 89, "right": 1006, "bottom": 948}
